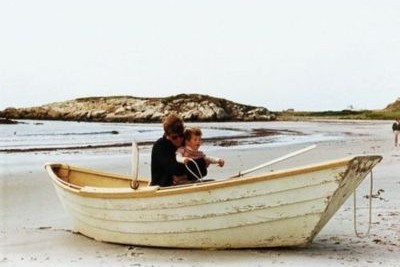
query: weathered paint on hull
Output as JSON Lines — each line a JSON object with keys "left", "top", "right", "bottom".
{"left": 47, "top": 155, "right": 382, "bottom": 248}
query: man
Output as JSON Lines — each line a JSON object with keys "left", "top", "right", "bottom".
{"left": 150, "top": 114, "right": 186, "bottom": 186}
{"left": 393, "top": 118, "right": 400, "bottom": 147}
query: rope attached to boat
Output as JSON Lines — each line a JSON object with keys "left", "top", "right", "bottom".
{"left": 353, "top": 171, "right": 373, "bottom": 238}
{"left": 185, "top": 159, "right": 203, "bottom": 182}
{"left": 130, "top": 180, "right": 140, "bottom": 190}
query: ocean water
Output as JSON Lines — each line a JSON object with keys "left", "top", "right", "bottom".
{"left": 0, "top": 120, "right": 244, "bottom": 151}
{"left": 0, "top": 120, "right": 344, "bottom": 152}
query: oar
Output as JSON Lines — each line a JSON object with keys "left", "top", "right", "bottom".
{"left": 130, "top": 140, "right": 140, "bottom": 189}
{"left": 230, "top": 144, "right": 317, "bottom": 178}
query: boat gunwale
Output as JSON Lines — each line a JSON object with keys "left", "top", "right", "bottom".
{"left": 45, "top": 155, "right": 382, "bottom": 199}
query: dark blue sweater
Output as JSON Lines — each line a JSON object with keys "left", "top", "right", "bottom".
{"left": 150, "top": 136, "right": 185, "bottom": 187}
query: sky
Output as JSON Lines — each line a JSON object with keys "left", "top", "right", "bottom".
{"left": 0, "top": 0, "right": 399, "bottom": 111}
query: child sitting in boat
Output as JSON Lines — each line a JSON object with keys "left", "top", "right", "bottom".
{"left": 175, "top": 127, "right": 224, "bottom": 184}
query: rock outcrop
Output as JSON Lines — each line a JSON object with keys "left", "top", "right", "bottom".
{"left": 0, "top": 118, "right": 19, "bottom": 124}
{"left": 0, "top": 94, "right": 275, "bottom": 122}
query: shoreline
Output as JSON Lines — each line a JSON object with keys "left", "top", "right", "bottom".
{"left": 0, "top": 128, "right": 300, "bottom": 153}
{"left": 1, "top": 120, "right": 399, "bottom": 266}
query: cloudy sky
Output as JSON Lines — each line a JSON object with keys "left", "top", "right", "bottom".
{"left": 1, "top": 0, "right": 399, "bottom": 111}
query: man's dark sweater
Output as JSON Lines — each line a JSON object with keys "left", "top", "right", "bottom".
{"left": 150, "top": 136, "right": 185, "bottom": 187}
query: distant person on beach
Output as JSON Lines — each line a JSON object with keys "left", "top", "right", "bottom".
{"left": 175, "top": 127, "right": 224, "bottom": 184}
{"left": 150, "top": 114, "right": 186, "bottom": 187}
{"left": 392, "top": 118, "right": 400, "bottom": 147}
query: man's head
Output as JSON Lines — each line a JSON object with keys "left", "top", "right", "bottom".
{"left": 163, "top": 114, "right": 184, "bottom": 147}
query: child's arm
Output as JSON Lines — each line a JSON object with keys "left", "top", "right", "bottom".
{"left": 205, "top": 156, "right": 225, "bottom": 167}
{"left": 176, "top": 148, "right": 190, "bottom": 164}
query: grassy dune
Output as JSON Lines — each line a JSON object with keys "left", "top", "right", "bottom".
{"left": 276, "top": 109, "right": 400, "bottom": 120}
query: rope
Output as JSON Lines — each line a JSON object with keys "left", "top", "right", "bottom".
{"left": 130, "top": 180, "right": 140, "bottom": 190}
{"left": 353, "top": 171, "right": 373, "bottom": 238}
{"left": 185, "top": 158, "right": 203, "bottom": 182}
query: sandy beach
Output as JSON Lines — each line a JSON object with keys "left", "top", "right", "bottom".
{"left": 1, "top": 120, "right": 399, "bottom": 266}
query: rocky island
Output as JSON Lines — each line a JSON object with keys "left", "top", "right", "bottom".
{"left": 0, "top": 94, "right": 275, "bottom": 122}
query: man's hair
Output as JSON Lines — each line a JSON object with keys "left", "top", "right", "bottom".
{"left": 163, "top": 114, "right": 184, "bottom": 135}
{"left": 184, "top": 127, "right": 202, "bottom": 141}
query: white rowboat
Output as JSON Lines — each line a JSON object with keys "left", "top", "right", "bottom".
{"left": 45, "top": 155, "right": 382, "bottom": 249}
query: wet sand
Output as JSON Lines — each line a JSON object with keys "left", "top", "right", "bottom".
{"left": 1, "top": 120, "right": 399, "bottom": 266}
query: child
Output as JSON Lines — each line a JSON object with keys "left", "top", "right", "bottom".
{"left": 176, "top": 127, "right": 224, "bottom": 182}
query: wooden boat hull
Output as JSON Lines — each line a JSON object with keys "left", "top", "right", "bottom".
{"left": 45, "top": 155, "right": 382, "bottom": 249}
